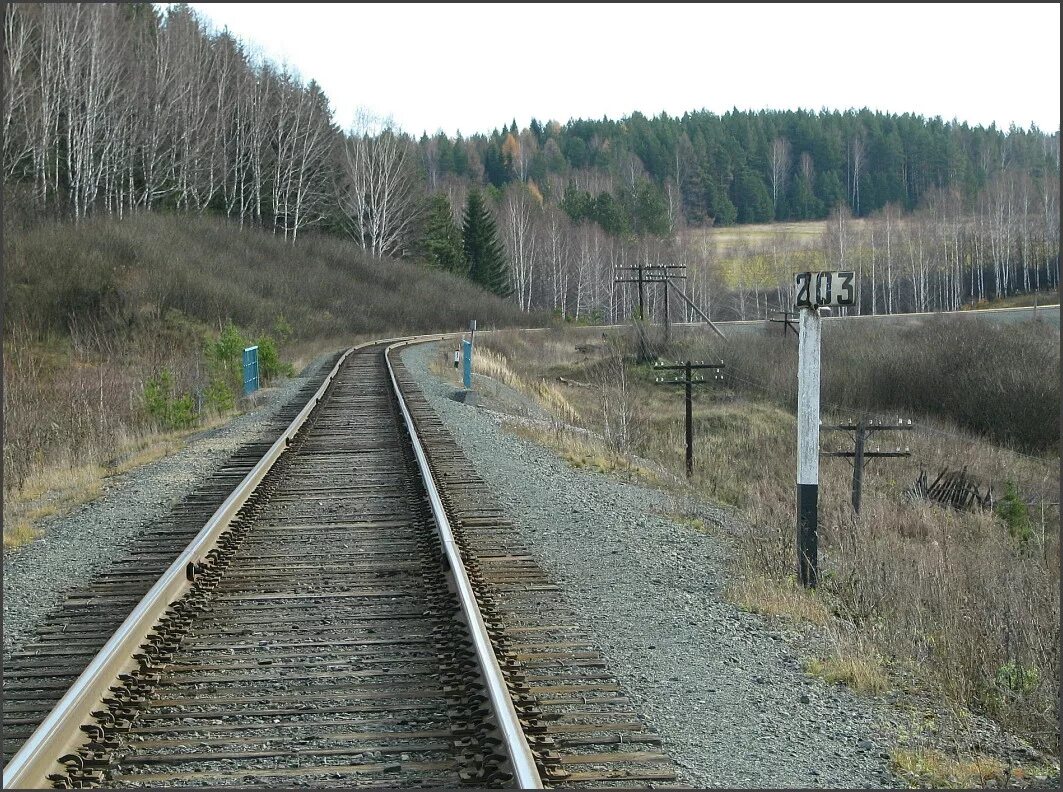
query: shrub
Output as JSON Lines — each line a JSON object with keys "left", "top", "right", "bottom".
{"left": 203, "top": 376, "right": 235, "bottom": 413}
{"left": 204, "top": 321, "right": 246, "bottom": 403}
{"left": 680, "top": 317, "right": 1059, "bottom": 454}
{"left": 996, "top": 481, "right": 1033, "bottom": 544}
{"left": 254, "top": 335, "right": 293, "bottom": 382}
{"left": 143, "top": 370, "right": 196, "bottom": 429}
{"left": 995, "top": 662, "right": 1040, "bottom": 696}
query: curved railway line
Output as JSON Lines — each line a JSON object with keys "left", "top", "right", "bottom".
{"left": 3, "top": 339, "right": 678, "bottom": 789}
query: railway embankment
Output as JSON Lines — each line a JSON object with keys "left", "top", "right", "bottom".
{"left": 2, "top": 354, "right": 335, "bottom": 659}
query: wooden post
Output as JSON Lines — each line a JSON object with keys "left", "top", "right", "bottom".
{"left": 685, "top": 360, "right": 693, "bottom": 477}
{"left": 797, "top": 306, "right": 821, "bottom": 588}
{"left": 823, "top": 417, "right": 911, "bottom": 514}
{"left": 852, "top": 419, "right": 866, "bottom": 514}
{"left": 637, "top": 262, "right": 645, "bottom": 321}
{"left": 654, "top": 360, "right": 723, "bottom": 479}
{"left": 663, "top": 278, "right": 670, "bottom": 344}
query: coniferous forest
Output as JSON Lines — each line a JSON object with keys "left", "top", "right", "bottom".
{"left": 4, "top": 3, "right": 1059, "bottom": 322}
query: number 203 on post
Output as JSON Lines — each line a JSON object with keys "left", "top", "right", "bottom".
{"left": 794, "top": 271, "right": 856, "bottom": 308}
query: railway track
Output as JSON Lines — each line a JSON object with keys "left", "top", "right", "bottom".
{"left": 3, "top": 339, "right": 678, "bottom": 789}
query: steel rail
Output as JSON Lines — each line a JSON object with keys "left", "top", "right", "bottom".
{"left": 385, "top": 339, "right": 544, "bottom": 790}
{"left": 3, "top": 334, "right": 454, "bottom": 790}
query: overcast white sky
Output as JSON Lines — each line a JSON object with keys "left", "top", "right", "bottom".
{"left": 185, "top": 2, "right": 1060, "bottom": 137}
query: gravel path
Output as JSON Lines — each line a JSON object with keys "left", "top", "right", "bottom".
{"left": 402, "top": 343, "right": 901, "bottom": 789}
{"left": 2, "top": 354, "right": 333, "bottom": 658}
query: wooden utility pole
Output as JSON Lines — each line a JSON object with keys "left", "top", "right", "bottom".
{"left": 822, "top": 418, "right": 913, "bottom": 513}
{"left": 769, "top": 309, "right": 798, "bottom": 338}
{"left": 654, "top": 360, "right": 724, "bottom": 477}
{"left": 615, "top": 263, "right": 651, "bottom": 319}
{"left": 615, "top": 264, "right": 688, "bottom": 325}
{"left": 663, "top": 278, "right": 670, "bottom": 343}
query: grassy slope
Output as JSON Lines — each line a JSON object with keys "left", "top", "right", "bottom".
{"left": 3, "top": 213, "right": 543, "bottom": 545}
{"left": 5, "top": 212, "right": 539, "bottom": 342}
{"left": 473, "top": 322, "right": 1059, "bottom": 762}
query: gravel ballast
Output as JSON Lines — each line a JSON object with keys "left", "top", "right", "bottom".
{"left": 3, "top": 355, "right": 334, "bottom": 658}
{"left": 402, "top": 342, "right": 900, "bottom": 789}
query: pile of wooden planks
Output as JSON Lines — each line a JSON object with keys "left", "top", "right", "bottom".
{"left": 905, "top": 466, "right": 994, "bottom": 511}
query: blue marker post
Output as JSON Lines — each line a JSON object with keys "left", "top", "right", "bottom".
{"left": 462, "top": 339, "right": 472, "bottom": 390}
{"left": 243, "top": 345, "right": 260, "bottom": 397}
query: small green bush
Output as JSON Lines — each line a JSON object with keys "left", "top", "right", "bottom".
{"left": 995, "top": 662, "right": 1039, "bottom": 695}
{"left": 143, "top": 370, "right": 196, "bottom": 429}
{"left": 203, "top": 377, "right": 235, "bottom": 413}
{"left": 202, "top": 321, "right": 293, "bottom": 405}
{"left": 996, "top": 481, "right": 1033, "bottom": 544}
{"left": 254, "top": 335, "right": 293, "bottom": 382}
{"left": 205, "top": 321, "right": 246, "bottom": 404}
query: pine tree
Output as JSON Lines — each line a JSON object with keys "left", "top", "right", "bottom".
{"left": 421, "top": 193, "right": 465, "bottom": 274}
{"left": 462, "top": 190, "right": 511, "bottom": 297}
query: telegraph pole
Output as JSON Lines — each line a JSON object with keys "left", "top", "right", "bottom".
{"left": 663, "top": 278, "right": 670, "bottom": 343}
{"left": 638, "top": 263, "right": 645, "bottom": 320}
{"left": 822, "top": 417, "right": 913, "bottom": 513}
{"left": 769, "top": 309, "right": 798, "bottom": 338}
{"left": 615, "top": 264, "right": 687, "bottom": 325}
{"left": 654, "top": 360, "right": 724, "bottom": 477}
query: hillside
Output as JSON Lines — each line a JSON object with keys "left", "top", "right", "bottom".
{"left": 3, "top": 212, "right": 541, "bottom": 544}
{"left": 4, "top": 212, "right": 535, "bottom": 343}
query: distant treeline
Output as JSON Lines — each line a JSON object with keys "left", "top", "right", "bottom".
{"left": 3, "top": 3, "right": 1059, "bottom": 321}
{"left": 420, "top": 111, "right": 1059, "bottom": 228}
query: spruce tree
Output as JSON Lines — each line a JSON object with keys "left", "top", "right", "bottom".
{"left": 421, "top": 193, "right": 465, "bottom": 274}
{"left": 462, "top": 190, "right": 511, "bottom": 297}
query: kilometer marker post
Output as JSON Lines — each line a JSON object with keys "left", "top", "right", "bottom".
{"left": 793, "top": 268, "right": 855, "bottom": 588}
{"left": 796, "top": 305, "right": 821, "bottom": 588}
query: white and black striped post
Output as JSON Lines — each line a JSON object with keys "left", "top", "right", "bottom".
{"left": 796, "top": 305, "right": 821, "bottom": 587}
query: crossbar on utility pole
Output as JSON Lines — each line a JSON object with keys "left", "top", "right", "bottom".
{"left": 822, "top": 418, "right": 913, "bottom": 513}
{"left": 769, "top": 309, "right": 798, "bottom": 338}
{"left": 654, "top": 360, "right": 724, "bottom": 477}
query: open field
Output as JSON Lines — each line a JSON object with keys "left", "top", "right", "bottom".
{"left": 471, "top": 316, "right": 1060, "bottom": 758}
{"left": 692, "top": 218, "right": 874, "bottom": 252}
{"left": 963, "top": 289, "right": 1060, "bottom": 311}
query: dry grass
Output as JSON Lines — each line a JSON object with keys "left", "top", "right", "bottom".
{"left": 692, "top": 219, "right": 863, "bottom": 251}
{"left": 728, "top": 572, "right": 831, "bottom": 626}
{"left": 472, "top": 346, "right": 581, "bottom": 425}
{"left": 469, "top": 322, "right": 1060, "bottom": 754}
{"left": 961, "top": 289, "right": 1058, "bottom": 311}
{"left": 806, "top": 640, "right": 890, "bottom": 695}
{"left": 890, "top": 748, "right": 1010, "bottom": 789}
{"left": 2, "top": 416, "right": 228, "bottom": 549}
{"left": 3, "top": 461, "right": 104, "bottom": 548}
{"left": 507, "top": 423, "right": 663, "bottom": 485}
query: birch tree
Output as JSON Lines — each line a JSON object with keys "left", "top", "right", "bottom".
{"left": 3, "top": 4, "right": 35, "bottom": 180}
{"left": 340, "top": 112, "right": 422, "bottom": 257}
{"left": 501, "top": 183, "right": 539, "bottom": 309}
{"left": 769, "top": 137, "right": 790, "bottom": 215}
